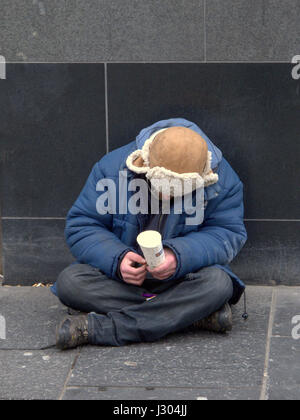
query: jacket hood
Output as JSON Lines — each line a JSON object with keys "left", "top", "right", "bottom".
{"left": 135, "top": 118, "right": 222, "bottom": 170}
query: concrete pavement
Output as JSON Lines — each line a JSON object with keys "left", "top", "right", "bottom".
{"left": 0, "top": 285, "right": 299, "bottom": 400}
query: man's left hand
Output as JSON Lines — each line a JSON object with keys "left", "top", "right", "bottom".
{"left": 147, "top": 248, "right": 177, "bottom": 280}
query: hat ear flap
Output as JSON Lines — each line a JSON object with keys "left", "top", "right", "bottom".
{"left": 133, "top": 155, "right": 146, "bottom": 168}
{"left": 126, "top": 150, "right": 148, "bottom": 174}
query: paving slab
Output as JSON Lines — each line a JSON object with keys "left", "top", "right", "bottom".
{"left": 0, "top": 287, "right": 67, "bottom": 349}
{"left": 63, "top": 385, "right": 259, "bottom": 401}
{"left": 206, "top": 0, "right": 300, "bottom": 61}
{"left": 273, "top": 288, "right": 300, "bottom": 337}
{"left": 0, "top": 348, "right": 77, "bottom": 400}
{"left": 68, "top": 287, "right": 272, "bottom": 391}
{"left": 267, "top": 337, "right": 300, "bottom": 400}
{"left": 1, "top": 285, "right": 299, "bottom": 400}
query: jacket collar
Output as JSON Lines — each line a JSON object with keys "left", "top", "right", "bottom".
{"left": 204, "top": 165, "right": 222, "bottom": 201}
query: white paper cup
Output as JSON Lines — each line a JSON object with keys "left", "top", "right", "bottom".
{"left": 137, "top": 230, "right": 165, "bottom": 269}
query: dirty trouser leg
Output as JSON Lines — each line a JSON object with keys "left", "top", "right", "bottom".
{"left": 55, "top": 263, "right": 147, "bottom": 313}
{"left": 88, "top": 266, "right": 234, "bottom": 346}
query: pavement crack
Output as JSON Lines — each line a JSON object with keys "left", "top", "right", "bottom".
{"left": 58, "top": 347, "right": 82, "bottom": 400}
{"left": 260, "top": 288, "right": 277, "bottom": 400}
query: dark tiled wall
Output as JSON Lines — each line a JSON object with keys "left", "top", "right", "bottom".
{"left": 0, "top": 63, "right": 107, "bottom": 285}
{"left": 1, "top": 64, "right": 106, "bottom": 218}
{"left": 107, "top": 63, "right": 300, "bottom": 220}
{"left": 107, "top": 63, "right": 300, "bottom": 286}
{"left": 0, "top": 62, "right": 299, "bottom": 285}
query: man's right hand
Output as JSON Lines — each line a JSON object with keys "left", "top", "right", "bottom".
{"left": 120, "top": 252, "right": 147, "bottom": 286}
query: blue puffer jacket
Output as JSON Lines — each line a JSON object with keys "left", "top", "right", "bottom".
{"left": 52, "top": 118, "right": 247, "bottom": 304}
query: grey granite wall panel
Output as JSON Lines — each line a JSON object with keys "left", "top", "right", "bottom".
{"left": 107, "top": 63, "right": 300, "bottom": 219}
{"left": 206, "top": 0, "right": 300, "bottom": 62}
{"left": 0, "top": 0, "right": 205, "bottom": 62}
{"left": 0, "top": 63, "right": 106, "bottom": 217}
{"left": 2, "top": 219, "right": 74, "bottom": 285}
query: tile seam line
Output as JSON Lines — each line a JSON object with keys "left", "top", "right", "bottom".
{"left": 260, "top": 288, "right": 277, "bottom": 401}
{"left": 203, "top": 0, "right": 207, "bottom": 63}
{"left": 104, "top": 62, "right": 109, "bottom": 154}
{"left": 65, "top": 384, "right": 260, "bottom": 390}
{"left": 2, "top": 217, "right": 300, "bottom": 221}
{"left": 270, "top": 335, "right": 295, "bottom": 338}
{"left": 58, "top": 347, "right": 82, "bottom": 401}
{"left": 244, "top": 219, "right": 300, "bottom": 222}
{"left": 3, "top": 61, "right": 293, "bottom": 64}
{"left": 1, "top": 217, "right": 66, "bottom": 220}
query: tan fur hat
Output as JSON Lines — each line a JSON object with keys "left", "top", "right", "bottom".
{"left": 126, "top": 126, "right": 218, "bottom": 196}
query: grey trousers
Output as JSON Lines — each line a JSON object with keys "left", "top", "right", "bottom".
{"left": 55, "top": 264, "right": 233, "bottom": 346}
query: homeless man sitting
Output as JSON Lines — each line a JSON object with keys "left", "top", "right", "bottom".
{"left": 52, "top": 118, "right": 247, "bottom": 350}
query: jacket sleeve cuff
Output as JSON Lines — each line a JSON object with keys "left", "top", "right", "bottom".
{"left": 112, "top": 247, "right": 135, "bottom": 281}
{"left": 161, "top": 242, "right": 182, "bottom": 281}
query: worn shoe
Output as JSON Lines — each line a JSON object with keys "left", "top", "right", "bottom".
{"left": 67, "top": 307, "right": 87, "bottom": 316}
{"left": 56, "top": 315, "right": 89, "bottom": 350}
{"left": 193, "top": 303, "right": 232, "bottom": 333}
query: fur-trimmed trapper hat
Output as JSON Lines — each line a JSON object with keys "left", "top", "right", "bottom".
{"left": 126, "top": 126, "right": 219, "bottom": 197}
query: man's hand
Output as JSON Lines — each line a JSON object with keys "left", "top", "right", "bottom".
{"left": 147, "top": 248, "right": 177, "bottom": 280}
{"left": 120, "top": 252, "right": 147, "bottom": 286}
